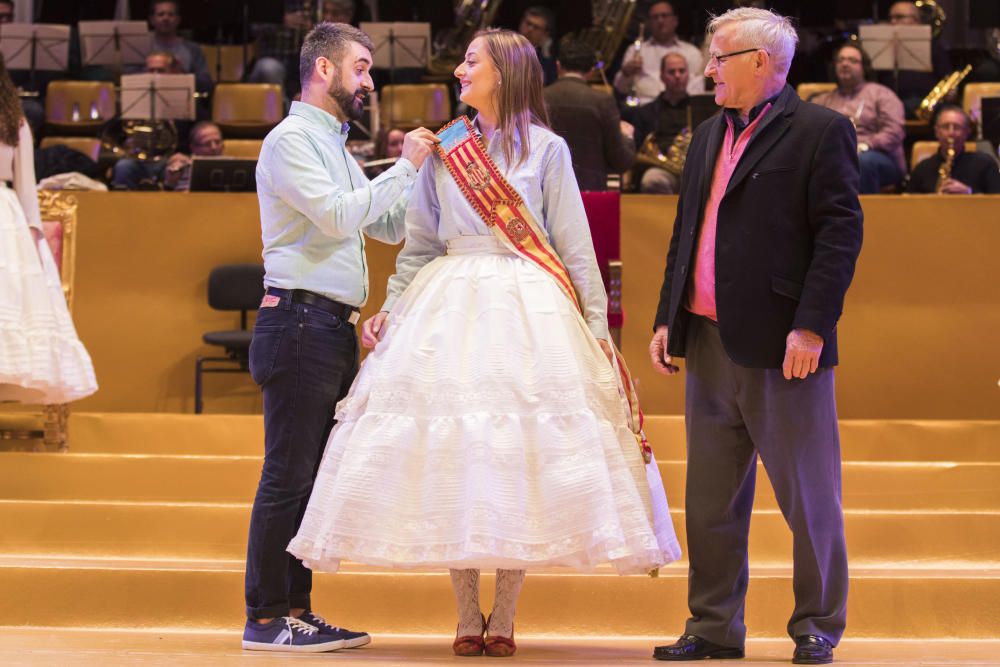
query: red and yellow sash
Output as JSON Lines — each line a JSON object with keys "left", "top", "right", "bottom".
{"left": 435, "top": 116, "right": 652, "bottom": 464}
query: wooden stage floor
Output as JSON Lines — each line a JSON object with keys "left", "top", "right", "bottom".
{"left": 5, "top": 630, "right": 1000, "bottom": 666}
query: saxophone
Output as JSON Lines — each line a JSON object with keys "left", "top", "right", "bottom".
{"left": 935, "top": 137, "right": 955, "bottom": 193}
{"left": 915, "top": 64, "right": 972, "bottom": 122}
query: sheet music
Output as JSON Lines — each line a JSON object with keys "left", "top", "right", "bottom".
{"left": 858, "top": 24, "right": 932, "bottom": 73}
{"left": 120, "top": 73, "right": 195, "bottom": 120}
{"left": 0, "top": 23, "right": 71, "bottom": 71}
{"left": 78, "top": 21, "right": 151, "bottom": 66}
{"left": 360, "top": 22, "right": 430, "bottom": 69}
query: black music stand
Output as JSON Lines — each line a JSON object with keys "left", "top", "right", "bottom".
{"left": 189, "top": 156, "right": 257, "bottom": 192}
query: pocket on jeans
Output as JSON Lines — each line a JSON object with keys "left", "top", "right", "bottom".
{"left": 249, "top": 325, "right": 285, "bottom": 385}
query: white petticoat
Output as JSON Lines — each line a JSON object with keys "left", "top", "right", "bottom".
{"left": 0, "top": 187, "right": 97, "bottom": 403}
{"left": 288, "top": 236, "right": 680, "bottom": 575}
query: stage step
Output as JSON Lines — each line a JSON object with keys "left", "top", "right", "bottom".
{"left": 3, "top": 500, "right": 997, "bottom": 564}
{"left": 3, "top": 451, "right": 999, "bottom": 510}
{"left": 1, "top": 555, "right": 998, "bottom": 638}
{"left": 2, "top": 413, "right": 998, "bottom": 639}
{"left": 55, "top": 413, "right": 1000, "bottom": 462}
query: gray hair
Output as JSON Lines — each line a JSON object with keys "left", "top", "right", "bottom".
{"left": 707, "top": 7, "right": 798, "bottom": 77}
{"left": 299, "top": 22, "right": 374, "bottom": 86}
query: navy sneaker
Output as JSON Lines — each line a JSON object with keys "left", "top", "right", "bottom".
{"left": 299, "top": 610, "right": 372, "bottom": 648}
{"left": 242, "top": 616, "right": 346, "bottom": 652}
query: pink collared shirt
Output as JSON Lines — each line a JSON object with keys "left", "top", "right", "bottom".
{"left": 687, "top": 106, "right": 771, "bottom": 321}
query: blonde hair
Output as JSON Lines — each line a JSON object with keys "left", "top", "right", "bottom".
{"left": 707, "top": 7, "right": 798, "bottom": 77}
{"left": 474, "top": 29, "right": 549, "bottom": 168}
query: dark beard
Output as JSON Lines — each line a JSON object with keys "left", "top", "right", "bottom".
{"left": 329, "top": 80, "right": 365, "bottom": 121}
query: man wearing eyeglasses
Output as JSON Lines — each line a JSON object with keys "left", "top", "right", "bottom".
{"left": 908, "top": 105, "right": 1000, "bottom": 194}
{"left": 613, "top": 1, "right": 704, "bottom": 104}
{"left": 649, "top": 7, "right": 861, "bottom": 665}
{"left": 814, "top": 43, "right": 905, "bottom": 193}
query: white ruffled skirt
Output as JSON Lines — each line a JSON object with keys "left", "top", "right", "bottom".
{"left": 0, "top": 187, "right": 97, "bottom": 404}
{"left": 288, "top": 236, "right": 680, "bottom": 575}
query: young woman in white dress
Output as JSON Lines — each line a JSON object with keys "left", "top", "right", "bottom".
{"left": 288, "top": 29, "right": 679, "bottom": 657}
{"left": 0, "top": 57, "right": 97, "bottom": 404}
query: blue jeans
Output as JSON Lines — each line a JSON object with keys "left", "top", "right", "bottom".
{"left": 111, "top": 159, "right": 165, "bottom": 190}
{"left": 244, "top": 292, "right": 359, "bottom": 619}
{"left": 858, "top": 149, "right": 903, "bottom": 194}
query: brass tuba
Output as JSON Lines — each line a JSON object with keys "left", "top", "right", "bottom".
{"left": 914, "top": 0, "right": 946, "bottom": 39}
{"left": 430, "top": 0, "right": 504, "bottom": 75}
{"left": 577, "top": 0, "right": 637, "bottom": 73}
{"left": 915, "top": 64, "right": 972, "bottom": 122}
{"left": 100, "top": 118, "right": 178, "bottom": 162}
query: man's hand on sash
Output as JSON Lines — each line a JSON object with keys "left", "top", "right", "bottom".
{"left": 401, "top": 128, "right": 441, "bottom": 169}
{"left": 361, "top": 311, "right": 389, "bottom": 349}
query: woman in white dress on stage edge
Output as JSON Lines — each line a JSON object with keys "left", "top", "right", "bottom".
{"left": 288, "top": 29, "right": 680, "bottom": 657}
{"left": 0, "top": 56, "right": 96, "bottom": 405}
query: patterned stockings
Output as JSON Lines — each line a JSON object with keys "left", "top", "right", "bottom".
{"left": 449, "top": 568, "right": 526, "bottom": 637}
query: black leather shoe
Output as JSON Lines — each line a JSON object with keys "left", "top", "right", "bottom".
{"left": 792, "top": 635, "right": 834, "bottom": 664}
{"left": 653, "top": 634, "right": 745, "bottom": 661}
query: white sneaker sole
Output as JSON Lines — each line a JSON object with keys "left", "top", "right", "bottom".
{"left": 343, "top": 634, "right": 372, "bottom": 648}
{"left": 241, "top": 638, "right": 345, "bottom": 653}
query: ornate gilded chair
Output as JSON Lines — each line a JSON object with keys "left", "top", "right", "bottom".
{"left": 0, "top": 192, "right": 79, "bottom": 451}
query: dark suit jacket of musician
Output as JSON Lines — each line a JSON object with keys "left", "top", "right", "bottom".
{"left": 544, "top": 77, "right": 636, "bottom": 192}
{"left": 653, "top": 84, "right": 863, "bottom": 369}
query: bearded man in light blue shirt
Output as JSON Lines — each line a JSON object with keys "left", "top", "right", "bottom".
{"left": 242, "top": 22, "right": 438, "bottom": 653}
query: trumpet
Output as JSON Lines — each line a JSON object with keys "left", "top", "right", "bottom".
{"left": 624, "top": 22, "right": 644, "bottom": 108}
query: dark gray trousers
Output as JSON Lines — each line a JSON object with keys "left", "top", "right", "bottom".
{"left": 682, "top": 316, "right": 848, "bottom": 648}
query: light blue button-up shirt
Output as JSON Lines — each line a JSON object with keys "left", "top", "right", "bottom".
{"left": 382, "top": 119, "right": 610, "bottom": 341}
{"left": 256, "top": 101, "right": 416, "bottom": 307}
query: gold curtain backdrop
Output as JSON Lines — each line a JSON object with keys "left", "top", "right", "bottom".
{"left": 67, "top": 192, "right": 1000, "bottom": 419}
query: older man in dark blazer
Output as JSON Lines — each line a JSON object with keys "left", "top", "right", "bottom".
{"left": 648, "top": 7, "right": 863, "bottom": 665}
{"left": 544, "top": 38, "right": 635, "bottom": 191}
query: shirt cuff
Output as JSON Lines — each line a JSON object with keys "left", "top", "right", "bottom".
{"left": 588, "top": 318, "right": 611, "bottom": 342}
{"left": 380, "top": 293, "right": 399, "bottom": 313}
{"left": 393, "top": 157, "right": 417, "bottom": 180}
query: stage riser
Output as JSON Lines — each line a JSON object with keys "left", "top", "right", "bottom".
{"left": 2, "top": 565, "right": 998, "bottom": 638}
{"left": 4, "top": 453, "right": 998, "bottom": 510}
{"left": 3, "top": 502, "right": 997, "bottom": 564}
{"left": 58, "top": 414, "right": 1000, "bottom": 462}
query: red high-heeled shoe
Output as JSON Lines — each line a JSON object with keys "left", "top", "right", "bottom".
{"left": 484, "top": 613, "right": 516, "bottom": 658}
{"left": 453, "top": 613, "right": 486, "bottom": 657}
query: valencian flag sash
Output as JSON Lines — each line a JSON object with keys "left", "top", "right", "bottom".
{"left": 435, "top": 116, "right": 652, "bottom": 464}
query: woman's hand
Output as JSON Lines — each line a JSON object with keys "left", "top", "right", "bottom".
{"left": 360, "top": 311, "right": 390, "bottom": 349}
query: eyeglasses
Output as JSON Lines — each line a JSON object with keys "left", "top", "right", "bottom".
{"left": 707, "top": 47, "right": 763, "bottom": 67}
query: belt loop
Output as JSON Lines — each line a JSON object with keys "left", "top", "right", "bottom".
{"left": 281, "top": 290, "right": 293, "bottom": 311}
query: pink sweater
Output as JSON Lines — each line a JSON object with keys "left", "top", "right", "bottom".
{"left": 687, "top": 106, "right": 771, "bottom": 321}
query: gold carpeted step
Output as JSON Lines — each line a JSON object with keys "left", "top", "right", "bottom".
{"left": 1, "top": 555, "right": 998, "bottom": 637}
{"left": 60, "top": 413, "right": 1000, "bottom": 462}
{"left": 3, "top": 452, "right": 999, "bottom": 510}
{"left": 2, "top": 500, "right": 998, "bottom": 564}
